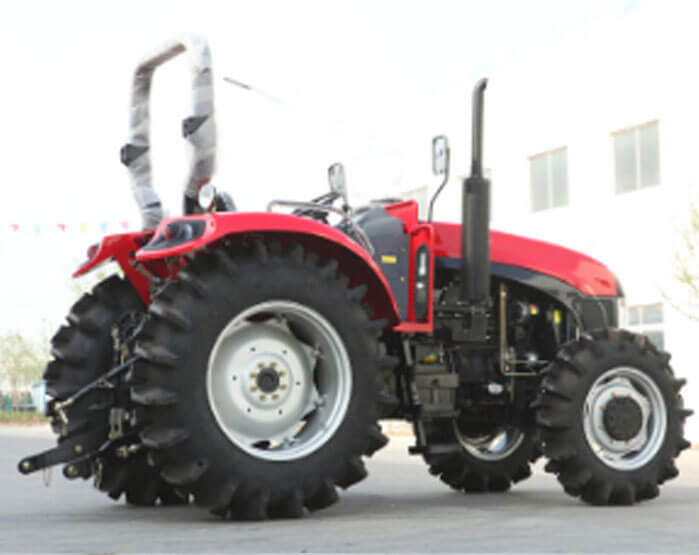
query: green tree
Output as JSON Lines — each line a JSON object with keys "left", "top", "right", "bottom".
{"left": 0, "top": 332, "right": 50, "bottom": 402}
{"left": 672, "top": 204, "right": 699, "bottom": 320}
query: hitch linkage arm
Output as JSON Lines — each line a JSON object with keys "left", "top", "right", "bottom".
{"left": 17, "top": 355, "right": 141, "bottom": 476}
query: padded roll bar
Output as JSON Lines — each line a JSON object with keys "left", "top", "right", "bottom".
{"left": 121, "top": 36, "right": 216, "bottom": 229}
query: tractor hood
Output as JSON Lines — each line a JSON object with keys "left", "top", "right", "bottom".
{"left": 432, "top": 222, "right": 619, "bottom": 298}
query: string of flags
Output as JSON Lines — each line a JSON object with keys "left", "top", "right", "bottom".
{"left": 4, "top": 221, "right": 137, "bottom": 234}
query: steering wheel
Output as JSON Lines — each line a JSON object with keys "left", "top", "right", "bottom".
{"left": 292, "top": 191, "right": 342, "bottom": 222}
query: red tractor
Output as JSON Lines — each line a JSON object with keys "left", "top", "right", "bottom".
{"left": 20, "top": 37, "right": 692, "bottom": 519}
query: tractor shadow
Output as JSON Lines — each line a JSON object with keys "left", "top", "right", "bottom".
{"left": 90, "top": 481, "right": 699, "bottom": 527}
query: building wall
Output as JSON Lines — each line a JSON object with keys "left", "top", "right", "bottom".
{"left": 421, "top": 6, "right": 699, "bottom": 440}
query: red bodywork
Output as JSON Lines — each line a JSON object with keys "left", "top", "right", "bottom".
{"left": 74, "top": 231, "right": 157, "bottom": 304}
{"left": 75, "top": 200, "right": 617, "bottom": 332}
{"left": 432, "top": 222, "right": 618, "bottom": 298}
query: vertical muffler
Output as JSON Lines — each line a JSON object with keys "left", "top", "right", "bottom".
{"left": 461, "top": 78, "right": 490, "bottom": 336}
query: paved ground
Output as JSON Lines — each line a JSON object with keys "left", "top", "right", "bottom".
{"left": 1, "top": 425, "right": 698, "bottom": 553}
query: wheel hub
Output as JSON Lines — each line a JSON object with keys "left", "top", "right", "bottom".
{"left": 206, "top": 300, "right": 352, "bottom": 461}
{"left": 582, "top": 366, "right": 667, "bottom": 471}
{"left": 256, "top": 366, "right": 282, "bottom": 394}
{"left": 603, "top": 396, "right": 643, "bottom": 441}
{"left": 453, "top": 423, "right": 525, "bottom": 461}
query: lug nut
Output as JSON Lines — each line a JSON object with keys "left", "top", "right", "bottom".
{"left": 251, "top": 386, "right": 258, "bottom": 392}
{"left": 66, "top": 465, "right": 78, "bottom": 477}
{"left": 279, "top": 370, "right": 286, "bottom": 377}
{"left": 74, "top": 444, "right": 83, "bottom": 454}
{"left": 250, "top": 372, "right": 257, "bottom": 379}
{"left": 260, "top": 395, "right": 267, "bottom": 401}
{"left": 271, "top": 362, "right": 277, "bottom": 369}
{"left": 272, "top": 394, "right": 279, "bottom": 400}
{"left": 280, "top": 384, "right": 287, "bottom": 390}
{"left": 258, "top": 362, "right": 264, "bottom": 369}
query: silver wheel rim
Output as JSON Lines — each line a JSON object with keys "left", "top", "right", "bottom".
{"left": 582, "top": 366, "right": 666, "bottom": 471}
{"left": 206, "top": 300, "right": 352, "bottom": 461}
{"left": 453, "top": 423, "right": 525, "bottom": 461}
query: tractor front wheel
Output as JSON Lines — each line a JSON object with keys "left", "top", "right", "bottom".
{"left": 535, "top": 329, "right": 692, "bottom": 505}
{"left": 422, "top": 420, "right": 540, "bottom": 493}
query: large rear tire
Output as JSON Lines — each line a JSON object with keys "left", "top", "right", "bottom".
{"left": 44, "top": 275, "right": 186, "bottom": 505}
{"left": 131, "top": 241, "right": 391, "bottom": 519}
{"left": 535, "top": 328, "right": 692, "bottom": 505}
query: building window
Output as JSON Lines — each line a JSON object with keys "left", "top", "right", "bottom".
{"left": 529, "top": 148, "right": 568, "bottom": 212}
{"left": 627, "top": 303, "right": 664, "bottom": 349}
{"left": 613, "top": 121, "right": 660, "bottom": 193}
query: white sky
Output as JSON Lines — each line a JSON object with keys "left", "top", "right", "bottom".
{"left": 0, "top": 0, "right": 683, "bottom": 335}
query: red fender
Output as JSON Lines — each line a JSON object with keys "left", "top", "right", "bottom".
{"left": 73, "top": 231, "right": 156, "bottom": 303}
{"left": 135, "top": 212, "right": 402, "bottom": 325}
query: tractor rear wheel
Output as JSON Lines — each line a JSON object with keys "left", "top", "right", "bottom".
{"left": 535, "top": 328, "right": 692, "bottom": 505}
{"left": 421, "top": 420, "right": 540, "bottom": 493}
{"left": 131, "top": 241, "right": 390, "bottom": 519}
{"left": 44, "top": 275, "right": 186, "bottom": 505}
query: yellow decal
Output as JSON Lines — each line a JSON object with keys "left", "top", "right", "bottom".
{"left": 381, "top": 255, "right": 397, "bottom": 264}
{"left": 553, "top": 309, "right": 562, "bottom": 324}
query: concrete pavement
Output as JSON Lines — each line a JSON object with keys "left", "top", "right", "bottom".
{"left": 1, "top": 425, "right": 698, "bottom": 553}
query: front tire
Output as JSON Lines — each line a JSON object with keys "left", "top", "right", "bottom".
{"left": 422, "top": 421, "right": 540, "bottom": 493}
{"left": 132, "top": 241, "right": 390, "bottom": 519}
{"left": 535, "top": 329, "right": 692, "bottom": 505}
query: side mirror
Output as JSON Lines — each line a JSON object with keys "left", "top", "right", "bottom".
{"left": 432, "top": 135, "right": 450, "bottom": 176}
{"left": 328, "top": 162, "right": 348, "bottom": 200}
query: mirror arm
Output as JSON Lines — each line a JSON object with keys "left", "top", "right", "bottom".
{"left": 427, "top": 151, "right": 450, "bottom": 223}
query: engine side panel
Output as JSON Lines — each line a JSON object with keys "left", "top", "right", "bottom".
{"left": 436, "top": 257, "right": 619, "bottom": 329}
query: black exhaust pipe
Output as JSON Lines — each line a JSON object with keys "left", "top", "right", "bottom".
{"left": 461, "top": 78, "right": 490, "bottom": 313}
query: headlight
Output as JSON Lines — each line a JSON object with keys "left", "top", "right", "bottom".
{"left": 413, "top": 245, "right": 430, "bottom": 322}
{"left": 86, "top": 243, "right": 99, "bottom": 261}
{"left": 143, "top": 219, "right": 207, "bottom": 251}
{"left": 198, "top": 184, "right": 217, "bottom": 211}
{"left": 616, "top": 278, "right": 626, "bottom": 328}
{"left": 617, "top": 297, "right": 627, "bottom": 328}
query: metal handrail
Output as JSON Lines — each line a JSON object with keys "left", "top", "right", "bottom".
{"left": 267, "top": 200, "right": 374, "bottom": 256}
